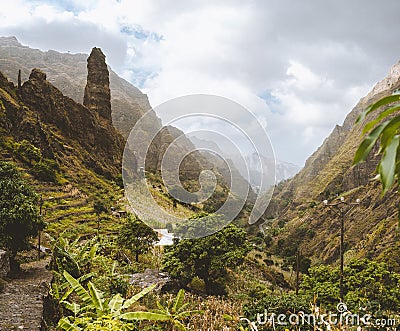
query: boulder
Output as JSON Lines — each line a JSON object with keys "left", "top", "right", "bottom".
{"left": 130, "top": 269, "right": 180, "bottom": 293}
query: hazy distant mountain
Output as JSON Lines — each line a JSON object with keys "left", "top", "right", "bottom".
{"left": 243, "top": 153, "right": 301, "bottom": 188}
{"left": 188, "top": 134, "right": 301, "bottom": 191}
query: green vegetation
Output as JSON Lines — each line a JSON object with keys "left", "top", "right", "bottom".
{"left": 242, "top": 259, "right": 400, "bottom": 330}
{"left": 300, "top": 259, "right": 400, "bottom": 311}
{"left": 117, "top": 215, "right": 158, "bottom": 262}
{"left": 148, "top": 289, "right": 203, "bottom": 330}
{"left": 163, "top": 215, "right": 251, "bottom": 295}
{"left": 58, "top": 271, "right": 157, "bottom": 331}
{"left": 49, "top": 231, "right": 207, "bottom": 330}
{"left": 354, "top": 93, "right": 400, "bottom": 214}
{"left": 0, "top": 161, "right": 45, "bottom": 271}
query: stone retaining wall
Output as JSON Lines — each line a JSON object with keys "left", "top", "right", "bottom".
{"left": 0, "top": 250, "right": 9, "bottom": 278}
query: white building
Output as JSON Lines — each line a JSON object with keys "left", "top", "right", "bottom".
{"left": 154, "top": 229, "right": 174, "bottom": 246}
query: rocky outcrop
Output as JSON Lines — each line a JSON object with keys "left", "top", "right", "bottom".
{"left": 1, "top": 62, "right": 125, "bottom": 178}
{"left": 129, "top": 269, "right": 179, "bottom": 293}
{"left": 0, "top": 36, "right": 161, "bottom": 140}
{"left": 0, "top": 250, "right": 9, "bottom": 278}
{"left": 83, "top": 47, "right": 112, "bottom": 121}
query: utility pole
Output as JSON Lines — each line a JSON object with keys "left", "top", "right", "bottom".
{"left": 323, "top": 196, "right": 359, "bottom": 302}
{"left": 38, "top": 195, "right": 43, "bottom": 261}
{"left": 339, "top": 207, "right": 344, "bottom": 302}
{"left": 295, "top": 248, "right": 300, "bottom": 295}
{"left": 97, "top": 216, "right": 101, "bottom": 241}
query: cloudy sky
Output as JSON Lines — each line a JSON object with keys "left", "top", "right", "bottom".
{"left": 1, "top": 0, "right": 400, "bottom": 165}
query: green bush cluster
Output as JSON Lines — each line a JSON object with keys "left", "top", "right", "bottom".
{"left": 300, "top": 259, "right": 400, "bottom": 312}
{"left": 163, "top": 214, "right": 251, "bottom": 295}
{"left": 0, "top": 161, "right": 45, "bottom": 271}
{"left": 32, "top": 158, "right": 59, "bottom": 182}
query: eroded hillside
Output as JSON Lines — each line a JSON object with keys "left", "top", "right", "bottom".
{"left": 264, "top": 61, "right": 400, "bottom": 268}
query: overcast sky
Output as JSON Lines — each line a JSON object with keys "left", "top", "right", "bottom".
{"left": 1, "top": 0, "right": 400, "bottom": 165}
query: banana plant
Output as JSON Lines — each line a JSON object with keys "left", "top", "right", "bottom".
{"left": 354, "top": 93, "right": 400, "bottom": 196}
{"left": 51, "top": 234, "right": 100, "bottom": 277}
{"left": 144, "top": 289, "right": 203, "bottom": 331}
{"left": 58, "top": 271, "right": 202, "bottom": 330}
{"left": 58, "top": 270, "right": 157, "bottom": 330}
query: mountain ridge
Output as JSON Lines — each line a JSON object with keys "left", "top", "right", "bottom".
{"left": 264, "top": 60, "right": 400, "bottom": 268}
{"left": 0, "top": 36, "right": 256, "bottom": 215}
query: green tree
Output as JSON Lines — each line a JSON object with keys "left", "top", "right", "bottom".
{"left": 299, "top": 264, "right": 340, "bottom": 308}
{"left": 354, "top": 93, "right": 400, "bottom": 199}
{"left": 344, "top": 259, "right": 400, "bottom": 311}
{"left": 163, "top": 217, "right": 251, "bottom": 295}
{"left": 0, "top": 161, "right": 45, "bottom": 271}
{"left": 117, "top": 215, "right": 158, "bottom": 263}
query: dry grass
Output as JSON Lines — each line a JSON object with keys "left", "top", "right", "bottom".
{"left": 185, "top": 294, "right": 242, "bottom": 331}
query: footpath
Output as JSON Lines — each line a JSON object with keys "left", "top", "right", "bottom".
{"left": 0, "top": 258, "right": 52, "bottom": 331}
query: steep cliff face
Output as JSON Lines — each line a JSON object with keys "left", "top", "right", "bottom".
{"left": 83, "top": 47, "right": 112, "bottom": 121}
{"left": 266, "top": 61, "right": 400, "bottom": 268}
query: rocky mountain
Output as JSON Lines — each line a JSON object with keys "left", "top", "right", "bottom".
{"left": 0, "top": 36, "right": 255, "bottom": 216}
{"left": 265, "top": 60, "right": 400, "bottom": 269}
{"left": 0, "top": 47, "right": 125, "bottom": 179}
{"left": 0, "top": 36, "right": 161, "bottom": 141}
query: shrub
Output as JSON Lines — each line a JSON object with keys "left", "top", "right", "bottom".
{"left": 16, "top": 140, "right": 41, "bottom": 165}
{"left": 32, "top": 159, "right": 59, "bottom": 182}
{"left": 300, "top": 259, "right": 400, "bottom": 312}
{"left": 0, "top": 161, "right": 45, "bottom": 271}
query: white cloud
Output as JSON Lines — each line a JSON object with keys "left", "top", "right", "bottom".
{"left": 1, "top": 0, "right": 400, "bottom": 165}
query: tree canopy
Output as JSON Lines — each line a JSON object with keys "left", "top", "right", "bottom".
{"left": 0, "top": 161, "right": 44, "bottom": 268}
{"left": 300, "top": 259, "right": 400, "bottom": 311}
{"left": 163, "top": 215, "right": 251, "bottom": 295}
{"left": 117, "top": 214, "right": 158, "bottom": 262}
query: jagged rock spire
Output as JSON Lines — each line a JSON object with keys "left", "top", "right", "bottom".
{"left": 83, "top": 47, "right": 112, "bottom": 120}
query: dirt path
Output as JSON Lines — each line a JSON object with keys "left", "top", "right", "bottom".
{"left": 0, "top": 258, "right": 53, "bottom": 331}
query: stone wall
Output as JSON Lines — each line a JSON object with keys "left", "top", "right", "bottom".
{"left": 0, "top": 250, "right": 10, "bottom": 278}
